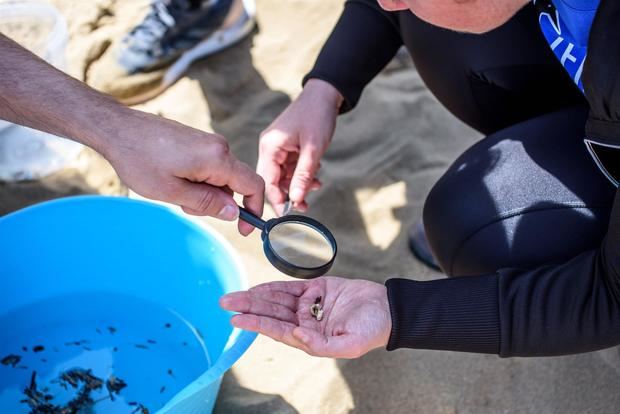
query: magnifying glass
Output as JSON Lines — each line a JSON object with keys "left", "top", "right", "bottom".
{"left": 238, "top": 207, "right": 337, "bottom": 279}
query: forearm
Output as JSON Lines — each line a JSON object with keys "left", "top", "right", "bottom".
{"left": 386, "top": 275, "right": 501, "bottom": 354}
{"left": 386, "top": 192, "right": 620, "bottom": 357}
{"left": 300, "top": 79, "right": 344, "bottom": 116}
{"left": 303, "top": 0, "right": 403, "bottom": 113}
{"left": 0, "top": 34, "right": 129, "bottom": 158}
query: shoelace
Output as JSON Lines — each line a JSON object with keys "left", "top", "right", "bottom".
{"left": 123, "top": 0, "right": 196, "bottom": 54}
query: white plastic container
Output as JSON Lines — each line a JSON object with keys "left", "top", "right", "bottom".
{"left": 0, "top": 1, "right": 83, "bottom": 181}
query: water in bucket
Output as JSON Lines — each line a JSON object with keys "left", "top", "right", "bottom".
{"left": 0, "top": 293, "right": 211, "bottom": 413}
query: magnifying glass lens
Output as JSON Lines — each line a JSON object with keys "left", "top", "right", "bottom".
{"left": 268, "top": 221, "right": 335, "bottom": 269}
{"left": 238, "top": 206, "right": 337, "bottom": 278}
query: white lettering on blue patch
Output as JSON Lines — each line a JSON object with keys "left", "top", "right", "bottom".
{"left": 536, "top": 0, "right": 588, "bottom": 91}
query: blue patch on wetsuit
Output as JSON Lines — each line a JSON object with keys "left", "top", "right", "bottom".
{"left": 535, "top": 0, "right": 598, "bottom": 91}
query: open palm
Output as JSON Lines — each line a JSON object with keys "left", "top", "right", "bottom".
{"left": 220, "top": 277, "right": 392, "bottom": 359}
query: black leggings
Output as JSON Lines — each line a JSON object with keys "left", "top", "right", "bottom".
{"left": 403, "top": 5, "right": 617, "bottom": 276}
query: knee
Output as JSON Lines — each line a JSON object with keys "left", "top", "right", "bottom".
{"left": 423, "top": 174, "right": 611, "bottom": 278}
{"left": 423, "top": 108, "right": 613, "bottom": 276}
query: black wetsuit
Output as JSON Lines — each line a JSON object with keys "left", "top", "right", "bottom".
{"left": 304, "top": 0, "right": 620, "bottom": 356}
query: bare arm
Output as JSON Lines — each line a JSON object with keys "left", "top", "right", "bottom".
{"left": 0, "top": 34, "right": 123, "bottom": 156}
{"left": 0, "top": 34, "right": 264, "bottom": 234}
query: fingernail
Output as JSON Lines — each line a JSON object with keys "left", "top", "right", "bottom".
{"left": 218, "top": 205, "right": 239, "bottom": 221}
{"left": 290, "top": 188, "right": 303, "bottom": 202}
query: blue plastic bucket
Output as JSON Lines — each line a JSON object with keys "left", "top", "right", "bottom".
{"left": 0, "top": 196, "right": 256, "bottom": 413}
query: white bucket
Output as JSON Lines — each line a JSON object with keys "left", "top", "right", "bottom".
{"left": 0, "top": 0, "right": 84, "bottom": 181}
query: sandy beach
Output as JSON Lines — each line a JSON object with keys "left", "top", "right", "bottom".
{"left": 2, "top": 0, "right": 620, "bottom": 412}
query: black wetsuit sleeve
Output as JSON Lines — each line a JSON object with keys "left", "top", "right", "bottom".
{"left": 385, "top": 189, "right": 620, "bottom": 357}
{"left": 303, "top": 0, "right": 403, "bottom": 113}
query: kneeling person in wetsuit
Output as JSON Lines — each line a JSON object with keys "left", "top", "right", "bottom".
{"left": 220, "top": 0, "right": 620, "bottom": 358}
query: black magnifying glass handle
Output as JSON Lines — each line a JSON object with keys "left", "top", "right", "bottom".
{"left": 238, "top": 206, "right": 266, "bottom": 231}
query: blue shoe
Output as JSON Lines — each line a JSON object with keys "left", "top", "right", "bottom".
{"left": 408, "top": 219, "right": 441, "bottom": 271}
{"left": 90, "top": 0, "right": 255, "bottom": 104}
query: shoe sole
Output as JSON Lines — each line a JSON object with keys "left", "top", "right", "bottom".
{"left": 120, "top": 1, "right": 256, "bottom": 105}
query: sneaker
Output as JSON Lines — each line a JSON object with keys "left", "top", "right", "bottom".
{"left": 408, "top": 219, "right": 441, "bottom": 271}
{"left": 89, "top": 0, "right": 256, "bottom": 104}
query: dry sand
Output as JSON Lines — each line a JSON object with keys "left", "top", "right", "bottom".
{"left": 2, "top": 0, "right": 620, "bottom": 412}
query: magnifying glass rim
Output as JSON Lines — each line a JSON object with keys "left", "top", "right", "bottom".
{"left": 262, "top": 214, "right": 337, "bottom": 279}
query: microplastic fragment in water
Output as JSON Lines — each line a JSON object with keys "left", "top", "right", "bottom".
{"left": 130, "top": 402, "right": 150, "bottom": 414}
{"left": 106, "top": 375, "right": 127, "bottom": 401}
{"left": 195, "top": 328, "right": 204, "bottom": 339}
{"left": 1, "top": 354, "right": 21, "bottom": 367}
{"left": 21, "top": 368, "right": 136, "bottom": 413}
{"left": 60, "top": 368, "right": 103, "bottom": 390}
{"left": 22, "top": 371, "right": 60, "bottom": 413}
{"left": 65, "top": 340, "right": 89, "bottom": 346}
